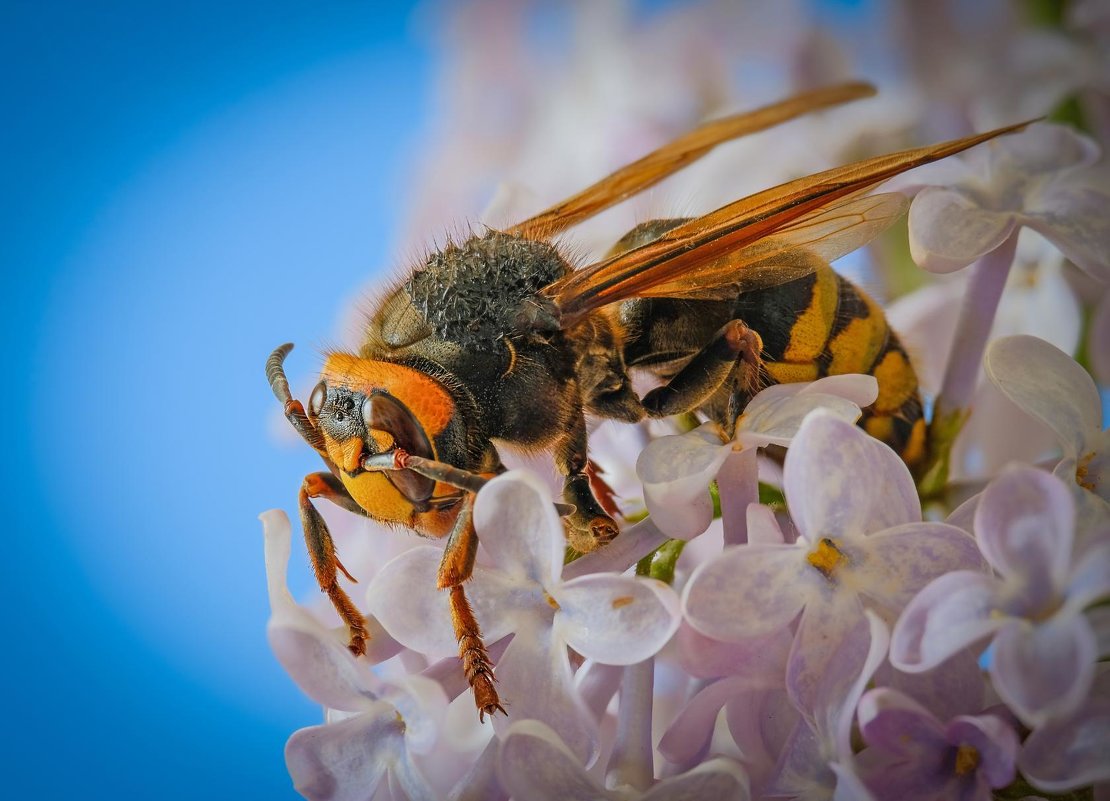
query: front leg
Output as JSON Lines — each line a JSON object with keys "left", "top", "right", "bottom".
{"left": 299, "top": 472, "right": 369, "bottom": 656}
{"left": 640, "top": 319, "right": 763, "bottom": 420}
{"left": 556, "top": 411, "right": 620, "bottom": 553}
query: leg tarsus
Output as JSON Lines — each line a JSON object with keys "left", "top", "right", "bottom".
{"left": 451, "top": 586, "right": 506, "bottom": 720}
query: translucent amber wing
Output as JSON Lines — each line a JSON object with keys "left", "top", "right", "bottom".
{"left": 633, "top": 192, "right": 908, "bottom": 300}
{"left": 507, "top": 82, "right": 876, "bottom": 240}
{"left": 545, "top": 121, "right": 1030, "bottom": 323}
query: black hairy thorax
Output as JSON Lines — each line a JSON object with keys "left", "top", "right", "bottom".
{"left": 404, "top": 230, "right": 571, "bottom": 350}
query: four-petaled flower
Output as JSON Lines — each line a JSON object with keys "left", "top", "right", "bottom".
{"left": 856, "top": 688, "right": 1019, "bottom": 801}
{"left": 891, "top": 465, "right": 1110, "bottom": 727}
{"left": 903, "top": 122, "right": 1109, "bottom": 279}
{"left": 365, "top": 471, "right": 681, "bottom": 765}
{"left": 637, "top": 374, "right": 878, "bottom": 542}
{"left": 261, "top": 510, "right": 443, "bottom": 801}
{"left": 683, "top": 410, "right": 982, "bottom": 716}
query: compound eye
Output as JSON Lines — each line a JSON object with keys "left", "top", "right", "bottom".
{"left": 308, "top": 381, "right": 327, "bottom": 417}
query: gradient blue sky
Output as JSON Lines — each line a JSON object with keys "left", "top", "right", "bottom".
{"left": 4, "top": 2, "right": 434, "bottom": 797}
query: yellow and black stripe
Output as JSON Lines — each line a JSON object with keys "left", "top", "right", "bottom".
{"left": 733, "top": 264, "right": 927, "bottom": 469}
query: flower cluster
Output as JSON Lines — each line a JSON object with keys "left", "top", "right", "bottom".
{"left": 264, "top": 2, "right": 1110, "bottom": 799}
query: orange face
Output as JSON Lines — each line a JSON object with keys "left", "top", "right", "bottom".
{"left": 314, "top": 353, "right": 460, "bottom": 537}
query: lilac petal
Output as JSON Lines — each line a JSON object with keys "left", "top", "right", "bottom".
{"left": 994, "top": 123, "right": 1101, "bottom": 174}
{"left": 262, "top": 510, "right": 384, "bottom": 711}
{"left": 1067, "top": 464, "right": 1110, "bottom": 542}
{"left": 267, "top": 622, "right": 378, "bottom": 713}
{"left": 984, "top": 335, "right": 1101, "bottom": 457}
{"left": 659, "top": 675, "right": 776, "bottom": 765}
{"left": 382, "top": 675, "right": 449, "bottom": 756}
{"left": 497, "top": 719, "right": 611, "bottom": 801}
{"left": 553, "top": 574, "right": 680, "bottom": 665}
{"left": 448, "top": 738, "right": 504, "bottom": 801}
{"left": 261, "top": 509, "right": 298, "bottom": 616}
{"left": 973, "top": 465, "right": 1074, "bottom": 591}
{"left": 474, "top": 471, "right": 566, "bottom": 587}
{"left": 638, "top": 425, "right": 731, "bottom": 540}
{"left": 1019, "top": 696, "right": 1110, "bottom": 792}
{"left": 785, "top": 411, "right": 920, "bottom": 542}
{"left": 831, "top": 611, "right": 890, "bottom": 757}
{"left": 908, "top": 187, "right": 1016, "bottom": 274}
{"left": 890, "top": 571, "right": 1004, "bottom": 672}
{"left": 682, "top": 544, "right": 811, "bottom": 642}
{"left": 787, "top": 594, "right": 865, "bottom": 722}
{"left": 746, "top": 503, "right": 786, "bottom": 545}
{"left": 856, "top": 523, "right": 984, "bottom": 613}
{"left": 736, "top": 390, "right": 865, "bottom": 450}
{"left": 285, "top": 704, "right": 405, "bottom": 801}
{"left": 577, "top": 661, "right": 623, "bottom": 721}
{"left": 876, "top": 647, "right": 985, "bottom": 725}
{"left": 989, "top": 615, "right": 1097, "bottom": 727}
{"left": 1064, "top": 541, "right": 1110, "bottom": 613}
{"left": 945, "top": 493, "right": 980, "bottom": 536}
{"left": 364, "top": 546, "right": 459, "bottom": 658}
{"left": 642, "top": 758, "right": 751, "bottom": 801}
{"left": 1024, "top": 186, "right": 1110, "bottom": 282}
{"left": 769, "top": 613, "right": 884, "bottom": 801}
{"left": 766, "top": 717, "right": 832, "bottom": 800}
{"left": 857, "top": 688, "right": 946, "bottom": 757}
{"left": 945, "top": 714, "right": 1019, "bottom": 789}
{"left": 462, "top": 563, "right": 541, "bottom": 643}
{"left": 491, "top": 624, "right": 598, "bottom": 765}
{"left": 830, "top": 763, "right": 876, "bottom": 801}
{"left": 675, "top": 622, "right": 790, "bottom": 681}
{"left": 799, "top": 374, "right": 880, "bottom": 407}
{"left": 388, "top": 749, "right": 438, "bottom": 801}
{"left": 727, "top": 689, "right": 797, "bottom": 790}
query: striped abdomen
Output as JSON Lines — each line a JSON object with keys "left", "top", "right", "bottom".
{"left": 733, "top": 264, "right": 926, "bottom": 467}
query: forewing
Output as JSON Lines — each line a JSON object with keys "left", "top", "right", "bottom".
{"left": 632, "top": 192, "right": 909, "bottom": 301}
{"left": 545, "top": 121, "right": 1030, "bottom": 323}
{"left": 507, "top": 82, "right": 876, "bottom": 240}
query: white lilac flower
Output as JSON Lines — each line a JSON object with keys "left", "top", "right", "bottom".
{"left": 890, "top": 465, "right": 1110, "bottom": 728}
{"left": 905, "top": 123, "right": 1108, "bottom": 279}
{"left": 683, "top": 411, "right": 982, "bottom": 716}
{"left": 497, "top": 718, "right": 751, "bottom": 801}
{"left": 856, "top": 688, "right": 1019, "bottom": 801}
{"left": 364, "top": 471, "right": 681, "bottom": 766}
{"left": 260, "top": 510, "right": 444, "bottom": 801}
{"left": 985, "top": 334, "right": 1110, "bottom": 538}
{"left": 636, "top": 374, "right": 878, "bottom": 543}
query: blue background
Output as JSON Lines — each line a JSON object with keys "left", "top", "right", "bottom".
{"left": 3, "top": 2, "right": 432, "bottom": 797}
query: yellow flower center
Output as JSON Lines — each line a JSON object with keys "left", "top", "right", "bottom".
{"left": 1076, "top": 451, "right": 1096, "bottom": 492}
{"left": 544, "top": 591, "right": 560, "bottom": 610}
{"left": 954, "top": 744, "right": 979, "bottom": 776}
{"left": 807, "top": 537, "right": 847, "bottom": 580}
